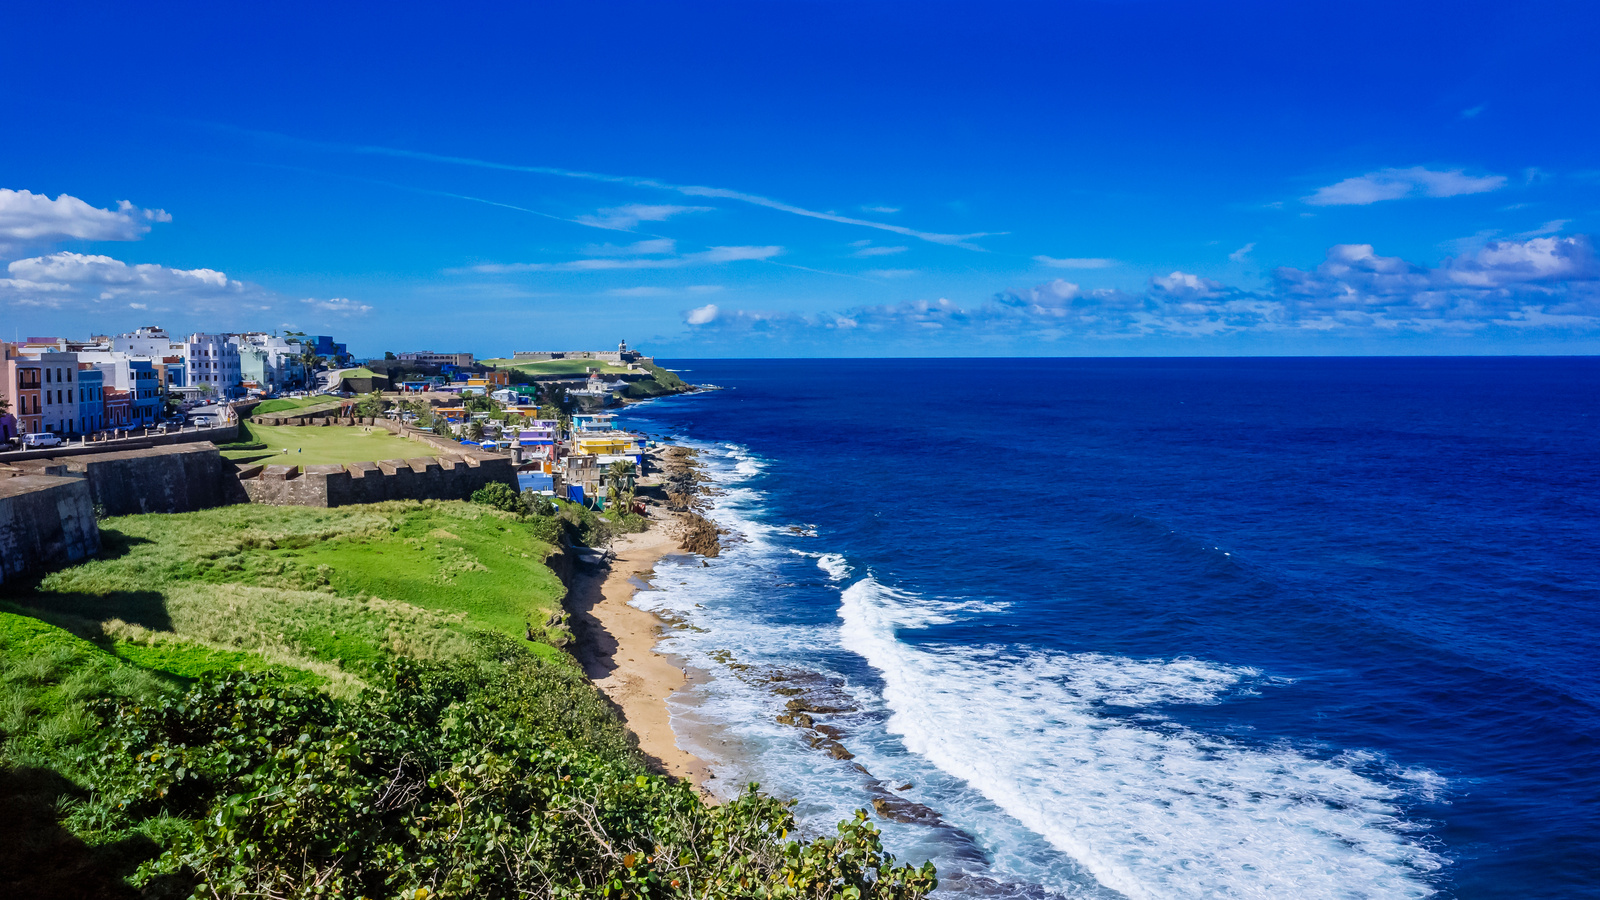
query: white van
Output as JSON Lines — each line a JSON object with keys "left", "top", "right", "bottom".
{"left": 21, "top": 432, "right": 63, "bottom": 448}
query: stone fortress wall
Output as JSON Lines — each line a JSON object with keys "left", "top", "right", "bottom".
{"left": 0, "top": 474, "right": 100, "bottom": 586}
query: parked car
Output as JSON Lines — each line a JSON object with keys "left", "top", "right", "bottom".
{"left": 21, "top": 432, "right": 63, "bottom": 448}
{"left": 190, "top": 415, "right": 215, "bottom": 427}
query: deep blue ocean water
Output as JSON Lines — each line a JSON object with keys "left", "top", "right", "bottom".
{"left": 616, "top": 358, "right": 1599, "bottom": 900}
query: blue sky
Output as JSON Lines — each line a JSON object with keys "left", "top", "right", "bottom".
{"left": 3, "top": 1, "right": 1598, "bottom": 357}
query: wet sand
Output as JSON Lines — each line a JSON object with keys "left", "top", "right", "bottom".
{"left": 566, "top": 516, "right": 714, "bottom": 792}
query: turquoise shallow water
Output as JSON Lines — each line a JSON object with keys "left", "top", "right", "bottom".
{"left": 618, "top": 357, "right": 1600, "bottom": 900}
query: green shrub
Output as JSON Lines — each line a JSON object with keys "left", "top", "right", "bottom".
{"left": 471, "top": 481, "right": 524, "bottom": 514}
{"left": 85, "top": 660, "right": 936, "bottom": 900}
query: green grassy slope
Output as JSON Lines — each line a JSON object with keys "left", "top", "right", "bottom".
{"left": 9, "top": 501, "right": 570, "bottom": 694}
{"left": 484, "top": 357, "right": 635, "bottom": 375}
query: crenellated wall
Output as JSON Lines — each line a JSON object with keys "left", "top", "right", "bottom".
{"left": 238, "top": 452, "right": 515, "bottom": 508}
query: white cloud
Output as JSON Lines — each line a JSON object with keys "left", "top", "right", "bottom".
{"left": 1304, "top": 166, "right": 1507, "bottom": 206}
{"left": 865, "top": 268, "right": 919, "bottom": 279}
{"left": 1516, "top": 219, "right": 1570, "bottom": 239}
{"left": 575, "top": 204, "right": 712, "bottom": 230}
{"left": 1150, "top": 271, "right": 1225, "bottom": 298}
{"left": 301, "top": 297, "right": 372, "bottom": 315}
{"left": 466, "top": 244, "right": 781, "bottom": 273}
{"left": 852, "top": 245, "right": 908, "bottom": 257}
{"left": 1228, "top": 242, "right": 1256, "bottom": 263}
{"left": 0, "top": 189, "right": 170, "bottom": 251}
{"left": 581, "top": 238, "right": 677, "bottom": 256}
{"left": 679, "top": 235, "right": 1600, "bottom": 344}
{"left": 685, "top": 303, "right": 720, "bottom": 325}
{"left": 0, "top": 251, "right": 282, "bottom": 315}
{"left": 1033, "top": 255, "right": 1117, "bottom": 269}
{"left": 9, "top": 252, "right": 231, "bottom": 290}
{"left": 275, "top": 134, "right": 993, "bottom": 247}
{"left": 861, "top": 205, "right": 900, "bottom": 214}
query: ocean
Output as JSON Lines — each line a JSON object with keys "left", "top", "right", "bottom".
{"left": 614, "top": 357, "right": 1599, "bottom": 900}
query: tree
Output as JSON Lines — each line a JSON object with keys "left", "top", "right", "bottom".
{"left": 384, "top": 351, "right": 397, "bottom": 360}
{"left": 466, "top": 420, "right": 485, "bottom": 441}
{"left": 355, "top": 390, "right": 386, "bottom": 418}
{"left": 607, "top": 460, "right": 637, "bottom": 515}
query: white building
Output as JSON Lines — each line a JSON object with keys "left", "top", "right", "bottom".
{"left": 112, "top": 326, "right": 183, "bottom": 359}
{"left": 27, "top": 351, "right": 80, "bottom": 435}
{"left": 186, "top": 333, "right": 243, "bottom": 398}
{"left": 231, "top": 333, "right": 306, "bottom": 391}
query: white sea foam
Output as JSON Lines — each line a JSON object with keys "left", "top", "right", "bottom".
{"left": 621, "top": 428, "right": 1441, "bottom": 898}
{"left": 838, "top": 577, "right": 1444, "bottom": 900}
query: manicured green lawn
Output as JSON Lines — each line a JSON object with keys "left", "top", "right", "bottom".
{"left": 224, "top": 421, "right": 423, "bottom": 468}
{"left": 253, "top": 395, "right": 341, "bottom": 415}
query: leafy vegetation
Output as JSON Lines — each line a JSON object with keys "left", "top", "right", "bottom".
{"left": 0, "top": 500, "right": 939, "bottom": 898}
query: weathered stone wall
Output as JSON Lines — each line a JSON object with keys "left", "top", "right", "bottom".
{"left": 0, "top": 423, "right": 239, "bottom": 464}
{"left": 0, "top": 475, "right": 100, "bottom": 586}
{"left": 239, "top": 453, "right": 515, "bottom": 508}
{"left": 10, "top": 444, "right": 233, "bottom": 517}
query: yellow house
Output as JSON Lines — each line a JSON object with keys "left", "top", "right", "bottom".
{"left": 573, "top": 431, "right": 644, "bottom": 460}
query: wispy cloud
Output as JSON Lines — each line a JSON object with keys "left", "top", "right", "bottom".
{"left": 1033, "top": 255, "right": 1117, "bottom": 269}
{"left": 1304, "top": 166, "right": 1507, "bottom": 206}
{"left": 302, "top": 297, "right": 372, "bottom": 315}
{"left": 464, "top": 244, "right": 782, "bottom": 273}
{"left": 1516, "top": 219, "right": 1570, "bottom": 239}
{"left": 1460, "top": 104, "right": 1486, "bottom": 119}
{"left": 575, "top": 204, "right": 711, "bottom": 230}
{"left": 1228, "top": 242, "right": 1256, "bottom": 263}
{"left": 853, "top": 245, "right": 908, "bottom": 258}
{"left": 605, "top": 286, "right": 671, "bottom": 297}
{"left": 580, "top": 238, "right": 677, "bottom": 256}
{"left": 861, "top": 205, "right": 900, "bottom": 214}
{"left": 865, "top": 268, "right": 919, "bottom": 279}
{"left": 226, "top": 127, "right": 994, "bottom": 249}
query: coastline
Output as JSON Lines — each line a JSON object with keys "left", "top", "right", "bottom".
{"left": 566, "top": 482, "right": 714, "bottom": 794}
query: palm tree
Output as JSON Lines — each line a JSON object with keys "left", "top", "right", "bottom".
{"left": 606, "top": 460, "right": 637, "bottom": 515}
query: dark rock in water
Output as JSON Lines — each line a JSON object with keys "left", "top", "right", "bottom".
{"left": 775, "top": 712, "right": 815, "bottom": 728}
{"left": 679, "top": 514, "right": 723, "bottom": 557}
{"left": 871, "top": 796, "right": 944, "bottom": 826}
{"left": 819, "top": 740, "right": 854, "bottom": 760}
{"left": 896, "top": 783, "right": 914, "bottom": 791}
{"left": 785, "top": 698, "right": 851, "bottom": 714}
{"left": 772, "top": 687, "right": 803, "bottom": 696}
{"left": 701, "top": 560, "right": 709, "bottom": 567}
{"left": 812, "top": 723, "right": 845, "bottom": 740}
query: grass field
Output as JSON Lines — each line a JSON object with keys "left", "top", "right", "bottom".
{"left": 483, "top": 357, "right": 636, "bottom": 375}
{"left": 223, "top": 420, "right": 423, "bottom": 467}
{"left": 4, "top": 501, "right": 570, "bottom": 698}
{"left": 252, "top": 395, "right": 342, "bottom": 415}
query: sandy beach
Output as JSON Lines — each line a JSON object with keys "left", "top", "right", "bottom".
{"left": 566, "top": 508, "right": 713, "bottom": 791}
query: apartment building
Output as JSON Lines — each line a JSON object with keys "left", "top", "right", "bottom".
{"left": 186, "top": 333, "right": 243, "bottom": 398}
